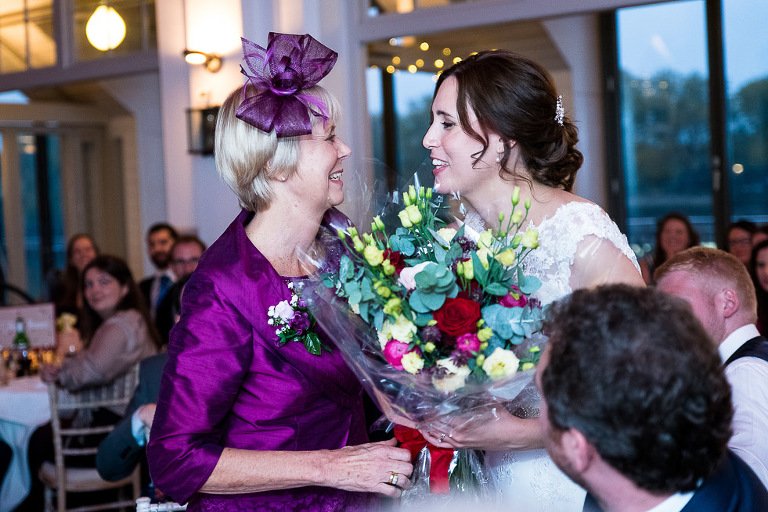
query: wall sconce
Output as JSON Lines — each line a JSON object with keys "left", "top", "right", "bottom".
{"left": 183, "top": 50, "right": 223, "bottom": 73}
{"left": 186, "top": 107, "right": 219, "bottom": 155}
{"left": 85, "top": 4, "right": 127, "bottom": 51}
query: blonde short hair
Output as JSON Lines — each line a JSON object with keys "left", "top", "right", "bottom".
{"left": 655, "top": 246, "right": 758, "bottom": 319}
{"left": 215, "top": 84, "right": 340, "bottom": 212}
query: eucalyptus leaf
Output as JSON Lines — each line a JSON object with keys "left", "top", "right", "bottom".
{"left": 484, "top": 283, "right": 509, "bottom": 296}
{"left": 518, "top": 270, "right": 542, "bottom": 295}
{"left": 471, "top": 252, "right": 489, "bottom": 285}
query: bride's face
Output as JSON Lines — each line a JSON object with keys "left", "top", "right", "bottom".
{"left": 422, "top": 76, "right": 497, "bottom": 196}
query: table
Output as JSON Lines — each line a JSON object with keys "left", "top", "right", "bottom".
{"left": 0, "top": 376, "right": 50, "bottom": 512}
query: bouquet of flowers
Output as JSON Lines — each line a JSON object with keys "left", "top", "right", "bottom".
{"left": 310, "top": 184, "right": 545, "bottom": 499}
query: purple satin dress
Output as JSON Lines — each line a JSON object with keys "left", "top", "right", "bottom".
{"left": 147, "top": 209, "right": 374, "bottom": 511}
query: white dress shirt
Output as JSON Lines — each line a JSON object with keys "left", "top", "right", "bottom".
{"left": 719, "top": 324, "right": 768, "bottom": 489}
{"left": 644, "top": 491, "right": 694, "bottom": 512}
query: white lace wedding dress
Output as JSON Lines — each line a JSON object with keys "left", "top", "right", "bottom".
{"left": 468, "top": 201, "right": 641, "bottom": 511}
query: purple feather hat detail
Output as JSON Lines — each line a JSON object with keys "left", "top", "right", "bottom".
{"left": 235, "top": 32, "right": 338, "bottom": 138}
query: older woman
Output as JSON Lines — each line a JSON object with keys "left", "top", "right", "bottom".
{"left": 147, "top": 33, "right": 412, "bottom": 510}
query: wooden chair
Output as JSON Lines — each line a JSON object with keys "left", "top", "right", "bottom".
{"left": 40, "top": 366, "right": 141, "bottom": 512}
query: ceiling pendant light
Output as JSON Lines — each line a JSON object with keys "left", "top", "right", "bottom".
{"left": 86, "top": 4, "right": 127, "bottom": 52}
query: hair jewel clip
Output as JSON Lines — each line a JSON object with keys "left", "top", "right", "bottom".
{"left": 554, "top": 95, "right": 565, "bottom": 127}
{"left": 236, "top": 33, "right": 338, "bottom": 138}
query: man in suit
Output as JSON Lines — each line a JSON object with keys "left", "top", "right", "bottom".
{"left": 155, "top": 235, "right": 206, "bottom": 345}
{"left": 96, "top": 353, "right": 167, "bottom": 492}
{"left": 139, "top": 223, "right": 178, "bottom": 319}
{"left": 537, "top": 284, "right": 768, "bottom": 512}
{"left": 656, "top": 247, "right": 768, "bottom": 488}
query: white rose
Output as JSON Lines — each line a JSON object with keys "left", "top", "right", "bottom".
{"left": 482, "top": 348, "right": 520, "bottom": 381}
{"left": 397, "top": 261, "right": 431, "bottom": 290}
{"left": 432, "top": 358, "right": 471, "bottom": 393}
{"left": 273, "top": 300, "right": 295, "bottom": 322}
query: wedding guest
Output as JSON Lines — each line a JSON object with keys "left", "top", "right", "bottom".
{"left": 155, "top": 235, "right": 206, "bottom": 344}
{"left": 726, "top": 220, "right": 757, "bottom": 266}
{"left": 539, "top": 284, "right": 768, "bottom": 512}
{"left": 139, "top": 223, "right": 178, "bottom": 318}
{"left": 147, "top": 33, "right": 412, "bottom": 510}
{"left": 639, "top": 212, "right": 699, "bottom": 284}
{"left": 753, "top": 225, "right": 768, "bottom": 246}
{"left": 49, "top": 233, "right": 100, "bottom": 316}
{"left": 418, "top": 49, "right": 644, "bottom": 510}
{"left": 750, "top": 239, "right": 768, "bottom": 335}
{"left": 655, "top": 247, "right": 768, "bottom": 489}
{"left": 21, "top": 255, "right": 159, "bottom": 511}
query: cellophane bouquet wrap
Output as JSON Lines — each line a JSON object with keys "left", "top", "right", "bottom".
{"left": 309, "top": 184, "right": 545, "bottom": 501}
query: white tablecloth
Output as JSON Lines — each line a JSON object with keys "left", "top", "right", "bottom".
{"left": 0, "top": 376, "right": 50, "bottom": 512}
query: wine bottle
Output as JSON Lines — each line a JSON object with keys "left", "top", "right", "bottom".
{"left": 12, "top": 316, "right": 31, "bottom": 377}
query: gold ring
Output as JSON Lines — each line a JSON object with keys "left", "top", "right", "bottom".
{"left": 388, "top": 471, "right": 399, "bottom": 486}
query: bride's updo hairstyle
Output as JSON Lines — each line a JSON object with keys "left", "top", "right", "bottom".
{"left": 436, "top": 50, "right": 583, "bottom": 191}
{"left": 215, "top": 84, "right": 340, "bottom": 212}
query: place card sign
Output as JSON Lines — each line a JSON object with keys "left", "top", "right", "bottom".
{"left": 0, "top": 303, "right": 55, "bottom": 348}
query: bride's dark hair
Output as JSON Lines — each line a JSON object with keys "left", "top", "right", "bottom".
{"left": 435, "top": 50, "right": 583, "bottom": 191}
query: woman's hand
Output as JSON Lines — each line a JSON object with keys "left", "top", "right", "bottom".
{"left": 137, "top": 403, "right": 157, "bottom": 429}
{"left": 39, "top": 363, "right": 61, "bottom": 383}
{"left": 55, "top": 329, "right": 83, "bottom": 360}
{"left": 419, "top": 407, "right": 544, "bottom": 451}
{"left": 326, "top": 438, "right": 413, "bottom": 497}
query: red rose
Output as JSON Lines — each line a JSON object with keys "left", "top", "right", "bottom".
{"left": 434, "top": 297, "right": 481, "bottom": 336}
{"left": 383, "top": 249, "right": 405, "bottom": 274}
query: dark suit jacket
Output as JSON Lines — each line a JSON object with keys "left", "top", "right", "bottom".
{"left": 96, "top": 353, "right": 167, "bottom": 481}
{"left": 583, "top": 451, "right": 768, "bottom": 512}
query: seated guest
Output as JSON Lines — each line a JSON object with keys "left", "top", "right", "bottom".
{"left": 726, "top": 220, "right": 758, "bottom": 266}
{"left": 147, "top": 33, "right": 412, "bottom": 509}
{"left": 19, "top": 255, "right": 160, "bottom": 511}
{"left": 49, "top": 233, "right": 99, "bottom": 317}
{"left": 155, "top": 235, "right": 206, "bottom": 345}
{"left": 656, "top": 247, "right": 768, "bottom": 488}
{"left": 97, "top": 352, "right": 167, "bottom": 495}
{"left": 639, "top": 212, "right": 699, "bottom": 284}
{"left": 538, "top": 284, "right": 768, "bottom": 512}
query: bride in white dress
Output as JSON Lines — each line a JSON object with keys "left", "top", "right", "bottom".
{"left": 419, "top": 50, "right": 645, "bottom": 511}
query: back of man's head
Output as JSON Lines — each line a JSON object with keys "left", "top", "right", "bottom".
{"left": 541, "top": 284, "right": 732, "bottom": 494}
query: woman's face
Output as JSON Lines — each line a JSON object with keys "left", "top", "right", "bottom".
{"left": 755, "top": 247, "right": 768, "bottom": 292}
{"left": 83, "top": 268, "right": 128, "bottom": 319}
{"left": 422, "top": 76, "right": 496, "bottom": 196}
{"left": 659, "top": 218, "right": 690, "bottom": 257}
{"left": 71, "top": 237, "right": 97, "bottom": 273}
{"left": 292, "top": 120, "right": 351, "bottom": 211}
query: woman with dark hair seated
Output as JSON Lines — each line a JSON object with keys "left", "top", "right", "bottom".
{"left": 640, "top": 212, "right": 700, "bottom": 284}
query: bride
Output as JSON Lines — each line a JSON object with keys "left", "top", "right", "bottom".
{"left": 418, "top": 50, "right": 645, "bottom": 510}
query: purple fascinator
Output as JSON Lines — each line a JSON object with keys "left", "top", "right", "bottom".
{"left": 235, "top": 33, "right": 338, "bottom": 138}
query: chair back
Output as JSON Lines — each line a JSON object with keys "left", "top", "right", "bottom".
{"left": 46, "top": 365, "right": 140, "bottom": 510}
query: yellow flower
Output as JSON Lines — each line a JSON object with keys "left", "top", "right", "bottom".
{"left": 511, "top": 210, "right": 523, "bottom": 225}
{"left": 495, "top": 248, "right": 517, "bottom": 267}
{"left": 477, "top": 327, "right": 493, "bottom": 342}
{"left": 401, "top": 352, "right": 425, "bottom": 374}
{"left": 432, "top": 358, "right": 471, "bottom": 392}
{"left": 482, "top": 348, "right": 520, "bottom": 381}
{"left": 477, "top": 229, "right": 494, "bottom": 249}
{"left": 398, "top": 209, "right": 412, "bottom": 228}
{"left": 378, "top": 315, "right": 416, "bottom": 348}
{"left": 476, "top": 354, "right": 486, "bottom": 367}
{"left": 521, "top": 229, "right": 539, "bottom": 249}
{"left": 424, "top": 342, "right": 436, "bottom": 353}
{"left": 475, "top": 247, "right": 491, "bottom": 269}
{"left": 352, "top": 236, "right": 365, "bottom": 253}
{"left": 521, "top": 362, "right": 535, "bottom": 371}
{"left": 381, "top": 259, "right": 396, "bottom": 276}
{"left": 383, "top": 297, "right": 402, "bottom": 316}
{"left": 374, "top": 282, "right": 391, "bottom": 298}
{"left": 373, "top": 215, "right": 385, "bottom": 231}
{"left": 457, "top": 259, "right": 474, "bottom": 280}
{"left": 363, "top": 245, "right": 384, "bottom": 266}
{"left": 511, "top": 186, "right": 520, "bottom": 206}
{"left": 436, "top": 227, "right": 457, "bottom": 245}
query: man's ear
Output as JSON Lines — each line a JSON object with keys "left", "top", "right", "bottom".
{"left": 718, "top": 288, "right": 740, "bottom": 319}
{"left": 561, "top": 428, "right": 595, "bottom": 473}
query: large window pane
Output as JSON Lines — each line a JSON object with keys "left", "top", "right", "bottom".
{"left": 617, "top": 0, "right": 712, "bottom": 255}
{"left": 724, "top": 0, "right": 768, "bottom": 225}
{"left": 0, "top": 0, "right": 56, "bottom": 73}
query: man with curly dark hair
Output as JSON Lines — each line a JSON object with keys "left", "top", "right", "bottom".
{"left": 538, "top": 284, "right": 768, "bottom": 512}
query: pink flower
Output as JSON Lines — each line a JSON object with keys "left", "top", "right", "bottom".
{"left": 500, "top": 286, "right": 528, "bottom": 308}
{"left": 383, "top": 340, "right": 411, "bottom": 370}
{"left": 397, "top": 261, "right": 431, "bottom": 290}
{"left": 456, "top": 333, "right": 481, "bottom": 353}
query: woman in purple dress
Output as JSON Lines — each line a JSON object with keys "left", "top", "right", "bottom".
{"left": 147, "top": 33, "right": 412, "bottom": 510}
